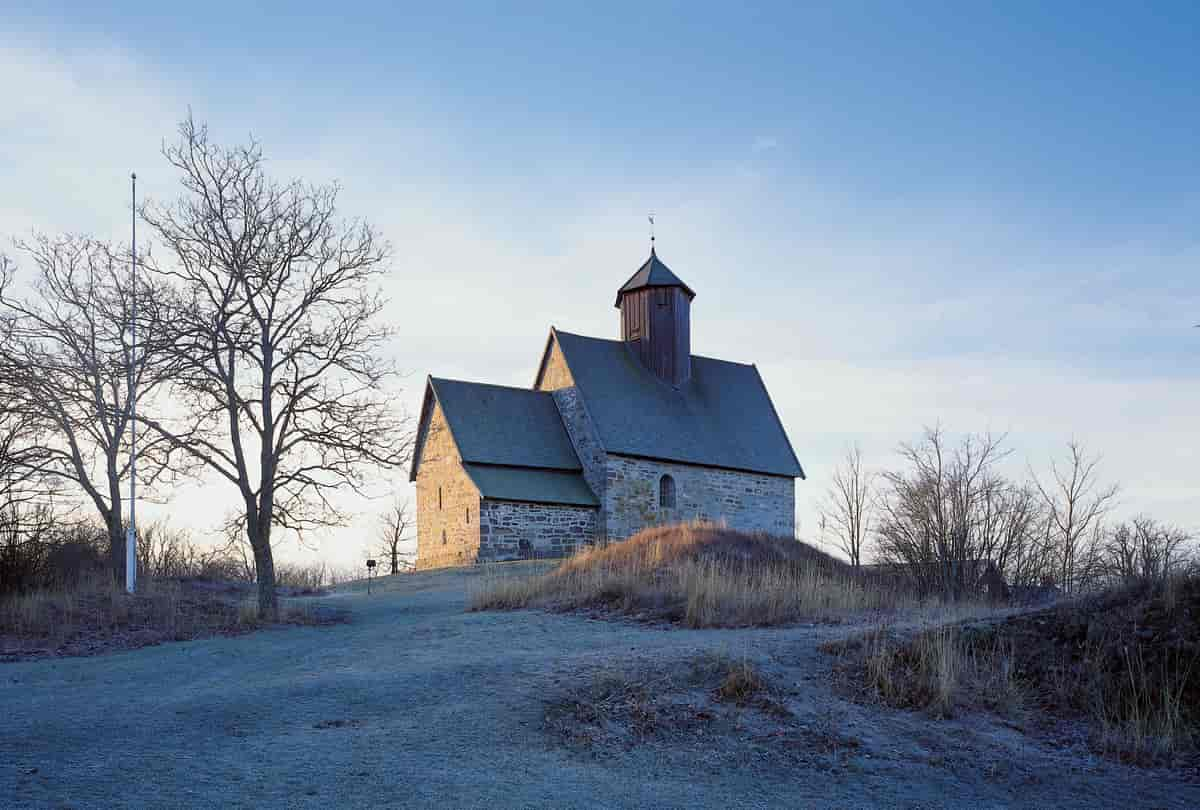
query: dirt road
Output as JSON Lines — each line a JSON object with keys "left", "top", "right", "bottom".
{"left": 3, "top": 566, "right": 1196, "bottom": 808}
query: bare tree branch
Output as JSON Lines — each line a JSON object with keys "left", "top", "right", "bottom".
{"left": 376, "top": 496, "right": 413, "bottom": 575}
{"left": 0, "top": 236, "right": 188, "bottom": 584}
{"left": 139, "top": 115, "right": 414, "bottom": 619}
{"left": 819, "top": 444, "right": 874, "bottom": 569}
{"left": 1031, "top": 440, "right": 1119, "bottom": 592}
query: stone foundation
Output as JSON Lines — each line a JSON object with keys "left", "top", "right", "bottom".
{"left": 479, "top": 500, "right": 597, "bottom": 561}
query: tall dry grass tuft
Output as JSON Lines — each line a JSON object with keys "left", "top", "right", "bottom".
{"left": 1091, "top": 643, "right": 1199, "bottom": 760}
{"left": 851, "top": 624, "right": 1021, "bottom": 719}
{"left": 470, "top": 522, "right": 913, "bottom": 627}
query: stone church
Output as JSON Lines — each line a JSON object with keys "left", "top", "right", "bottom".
{"left": 408, "top": 249, "right": 805, "bottom": 568}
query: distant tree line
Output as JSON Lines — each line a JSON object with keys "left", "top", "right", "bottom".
{"left": 0, "top": 115, "right": 413, "bottom": 617}
{"left": 820, "top": 429, "right": 1195, "bottom": 599}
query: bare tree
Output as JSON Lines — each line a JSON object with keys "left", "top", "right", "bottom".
{"left": 1032, "top": 440, "right": 1119, "bottom": 592}
{"left": 875, "top": 427, "right": 1010, "bottom": 599}
{"left": 975, "top": 481, "right": 1052, "bottom": 589}
{"left": 376, "top": 496, "right": 414, "bottom": 574}
{"left": 139, "top": 116, "right": 413, "bottom": 619}
{"left": 0, "top": 236, "right": 181, "bottom": 585}
{"left": 819, "top": 444, "right": 874, "bottom": 569}
{"left": 1101, "top": 516, "right": 1193, "bottom": 584}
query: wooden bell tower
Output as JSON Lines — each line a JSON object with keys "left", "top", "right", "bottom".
{"left": 615, "top": 248, "right": 695, "bottom": 387}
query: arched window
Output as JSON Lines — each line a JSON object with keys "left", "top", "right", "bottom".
{"left": 659, "top": 474, "right": 676, "bottom": 509}
{"left": 438, "top": 487, "right": 443, "bottom": 510}
{"left": 466, "top": 507, "right": 470, "bottom": 524}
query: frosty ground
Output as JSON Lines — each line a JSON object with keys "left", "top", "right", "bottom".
{"left": 2, "top": 565, "right": 1197, "bottom": 809}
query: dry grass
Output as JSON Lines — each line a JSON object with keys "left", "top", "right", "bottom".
{"left": 715, "top": 658, "right": 768, "bottom": 704}
{"left": 0, "top": 571, "right": 343, "bottom": 661}
{"left": 984, "top": 574, "right": 1200, "bottom": 764}
{"left": 1091, "top": 643, "right": 1199, "bottom": 761}
{"left": 826, "top": 574, "right": 1200, "bottom": 766}
{"left": 470, "top": 522, "right": 912, "bottom": 627}
{"left": 831, "top": 623, "right": 1022, "bottom": 720}
{"left": 544, "top": 653, "right": 790, "bottom": 751}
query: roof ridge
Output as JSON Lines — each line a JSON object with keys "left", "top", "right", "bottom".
{"left": 552, "top": 330, "right": 757, "bottom": 367}
{"left": 429, "top": 376, "right": 549, "bottom": 394}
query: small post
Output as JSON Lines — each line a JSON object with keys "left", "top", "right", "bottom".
{"left": 366, "top": 559, "right": 376, "bottom": 595}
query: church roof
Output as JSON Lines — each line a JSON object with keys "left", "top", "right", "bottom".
{"left": 463, "top": 464, "right": 598, "bottom": 507}
{"left": 614, "top": 248, "right": 696, "bottom": 306}
{"left": 409, "top": 377, "right": 596, "bottom": 507}
{"left": 417, "top": 377, "right": 582, "bottom": 472}
{"left": 540, "top": 330, "right": 805, "bottom": 479}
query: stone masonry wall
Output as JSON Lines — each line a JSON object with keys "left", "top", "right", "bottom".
{"left": 479, "top": 500, "right": 597, "bottom": 561}
{"left": 537, "top": 337, "right": 609, "bottom": 542}
{"left": 605, "top": 455, "right": 795, "bottom": 543}
{"left": 415, "top": 401, "right": 482, "bottom": 569}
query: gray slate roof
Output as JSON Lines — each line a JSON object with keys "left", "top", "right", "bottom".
{"left": 426, "top": 377, "right": 581, "bottom": 470}
{"left": 410, "top": 377, "right": 596, "bottom": 507}
{"left": 614, "top": 248, "right": 696, "bottom": 306}
{"left": 549, "top": 330, "right": 805, "bottom": 479}
{"left": 464, "top": 464, "right": 598, "bottom": 506}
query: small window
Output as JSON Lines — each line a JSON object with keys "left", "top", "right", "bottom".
{"left": 441, "top": 529, "right": 447, "bottom": 545}
{"left": 656, "top": 289, "right": 668, "bottom": 307}
{"left": 659, "top": 474, "right": 676, "bottom": 509}
{"left": 466, "top": 507, "right": 471, "bottom": 524}
{"left": 438, "top": 487, "right": 443, "bottom": 510}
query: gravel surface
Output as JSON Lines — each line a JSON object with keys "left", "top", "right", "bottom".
{"left": 2, "top": 565, "right": 1198, "bottom": 809}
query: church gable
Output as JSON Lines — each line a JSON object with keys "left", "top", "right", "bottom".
{"left": 412, "top": 398, "right": 482, "bottom": 569}
{"left": 546, "top": 329, "right": 804, "bottom": 479}
{"left": 533, "top": 332, "right": 575, "bottom": 391}
{"left": 410, "top": 376, "right": 595, "bottom": 509}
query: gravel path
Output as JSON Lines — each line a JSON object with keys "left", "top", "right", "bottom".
{"left": 2, "top": 566, "right": 1197, "bottom": 809}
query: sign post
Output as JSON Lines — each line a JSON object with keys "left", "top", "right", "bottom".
{"left": 366, "top": 559, "right": 376, "bottom": 595}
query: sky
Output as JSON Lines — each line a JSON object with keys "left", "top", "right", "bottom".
{"left": 1, "top": 2, "right": 1197, "bottom": 569}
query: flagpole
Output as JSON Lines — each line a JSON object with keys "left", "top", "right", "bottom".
{"left": 126, "top": 172, "right": 138, "bottom": 594}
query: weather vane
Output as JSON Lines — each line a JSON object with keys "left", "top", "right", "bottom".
{"left": 648, "top": 213, "right": 655, "bottom": 248}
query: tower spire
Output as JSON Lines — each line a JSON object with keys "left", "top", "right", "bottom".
{"left": 648, "top": 213, "right": 655, "bottom": 253}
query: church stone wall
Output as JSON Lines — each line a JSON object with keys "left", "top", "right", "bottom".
{"left": 538, "top": 337, "right": 609, "bottom": 542}
{"left": 605, "top": 455, "right": 795, "bottom": 543}
{"left": 479, "top": 500, "right": 597, "bottom": 561}
{"left": 415, "top": 401, "right": 482, "bottom": 569}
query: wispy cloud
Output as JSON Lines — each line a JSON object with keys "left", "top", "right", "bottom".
{"left": 2, "top": 27, "right": 1195, "bottom": 567}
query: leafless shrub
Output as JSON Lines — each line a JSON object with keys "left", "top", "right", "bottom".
{"left": 819, "top": 443, "right": 875, "bottom": 569}
{"left": 874, "top": 427, "right": 1023, "bottom": 600}
{"left": 1032, "top": 440, "right": 1119, "bottom": 593}
{"left": 376, "top": 496, "right": 414, "bottom": 575}
{"left": 1099, "top": 516, "right": 1194, "bottom": 587}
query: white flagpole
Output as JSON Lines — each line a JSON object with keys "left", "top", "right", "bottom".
{"left": 126, "top": 172, "right": 138, "bottom": 594}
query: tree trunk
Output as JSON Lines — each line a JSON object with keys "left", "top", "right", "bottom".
{"left": 107, "top": 515, "right": 126, "bottom": 589}
{"left": 250, "top": 522, "right": 278, "bottom": 621}
{"left": 390, "top": 546, "right": 399, "bottom": 575}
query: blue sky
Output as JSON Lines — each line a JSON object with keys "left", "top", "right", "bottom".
{"left": 1, "top": 3, "right": 1197, "bottom": 564}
